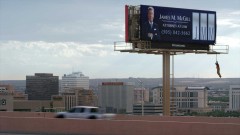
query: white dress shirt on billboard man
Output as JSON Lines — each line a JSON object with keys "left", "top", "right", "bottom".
{"left": 142, "top": 7, "right": 160, "bottom": 41}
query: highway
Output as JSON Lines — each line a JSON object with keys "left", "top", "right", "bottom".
{"left": 1, "top": 112, "right": 240, "bottom": 135}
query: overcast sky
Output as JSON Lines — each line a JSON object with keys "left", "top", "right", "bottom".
{"left": 0, "top": 0, "right": 240, "bottom": 80}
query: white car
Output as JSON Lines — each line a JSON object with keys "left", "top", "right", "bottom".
{"left": 55, "top": 106, "right": 115, "bottom": 119}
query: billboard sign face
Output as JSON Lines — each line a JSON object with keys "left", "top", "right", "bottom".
{"left": 140, "top": 5, "right": 216, "bottom": 48}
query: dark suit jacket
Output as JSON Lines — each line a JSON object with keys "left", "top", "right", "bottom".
{"left": 142, "top": 21, "right": 160, "bottom": 41}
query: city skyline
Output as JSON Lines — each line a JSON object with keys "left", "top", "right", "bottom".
{"left": 0, "top": 0, "right": 240, "bottom": 80}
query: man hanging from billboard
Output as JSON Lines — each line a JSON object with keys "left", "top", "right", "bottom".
{"left": 215, "top": 61, "right": 222, "bottom": 78}
{"left": 142, "top": 7, "right": 160, "bottom": 41}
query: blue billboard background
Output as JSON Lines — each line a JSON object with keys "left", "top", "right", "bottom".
{"left": 140, "top": 5, "right": 216, "bottom": 45}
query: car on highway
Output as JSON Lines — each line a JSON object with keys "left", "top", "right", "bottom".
{"left": 55, "top": 106, "right": 116, "bottom": 119}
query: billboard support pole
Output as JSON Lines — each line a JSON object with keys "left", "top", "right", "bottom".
{"left": 171, "top": 55, "right": 175, "bottom": 115}
{"left": 163, "top": 51, "right": 171, "bottom": 116}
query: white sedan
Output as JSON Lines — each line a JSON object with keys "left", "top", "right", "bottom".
{"left": 55, "top": 106, "right": 115, "bottom": 119}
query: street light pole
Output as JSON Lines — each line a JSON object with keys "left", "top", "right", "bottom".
{"left": 129, "top": 77, "right": 144, "bottom": 116}
{"left": 141, "top": 81, "right": 144, "bottom": 116}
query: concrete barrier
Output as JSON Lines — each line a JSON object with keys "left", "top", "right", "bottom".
{"left": 0, "top": 111, "right": 54, "bottom": 118}
{"left": 1, "top": 112, "right": 239, "bottom": 123}
{"left": 115, "top": 114, "right": 240, "bottom": 123}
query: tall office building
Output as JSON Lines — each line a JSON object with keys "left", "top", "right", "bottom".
{"left": 229, "top": 85, "right": 240, "bottom": 111}
{"left": 98, "top": 82, "right": 134, "bottom": 113}
{"left": 61, "top": 72, "right": 89, "bottom": 92}
{"left": 26, "top": 73, "right": 59, "bottom": 100}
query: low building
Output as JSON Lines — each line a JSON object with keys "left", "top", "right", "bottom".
{"left": 0, "top": 85, "right": 14, "bottom": 92}
{"left": 62, "top": 88, "right": 96, "bottom": 110}
{"left": 134, "top": 88, "right": 149, "bottom": 104}
{"left": 13, "top": 91, "right": 28, "bottom": 100}
{"left": 133, "top": 103, "right": 176, "bottom": 115}
{"left": 150, "top": 86, "right": 211, "bottom": 114}
{"left": 51, "top": 95, "right": 65, "bottom": 112}
{"left": 176, "top": 86, "right": 210, "bottom": 113}
{"left": 0, "top": 85, "right": 65, "bottom": 112}
{"left": 151, "top": 86, "right": 176, "bottom": 105}
{"left": 150, "top": 86, "right": 176, "bottom": 115}
{"left": 0, "top": 85, "right": 14, "bottom": 111}
{"left": 13, "top": 95, "right": 65, "bottom": 112}
{"left": 208, "top": 101, "right": 229, "bottom": 111}
{"left": 13, "top": 100, "right": 51, "bottom": 112}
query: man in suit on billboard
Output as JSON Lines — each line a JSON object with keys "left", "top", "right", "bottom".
{"left": 142, "top": 7, "right": 160, "bottom": 41}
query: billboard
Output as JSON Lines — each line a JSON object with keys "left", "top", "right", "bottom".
{"left": 126, "top": 5, "right": 217, "bottom": 50}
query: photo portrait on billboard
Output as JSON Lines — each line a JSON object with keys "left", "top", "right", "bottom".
{"left": 140, "top": 5, "right": 216, "bottom": 47}
{"left": 141, "top": 6, "right": 161, "bottom": 41}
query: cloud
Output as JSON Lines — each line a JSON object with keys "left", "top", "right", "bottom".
{"left": 230, "top": 10, "right": 240, "bottom": 15}
{"left": 0, "top": 39, "right": 239, "bottom": 80}
{"left": 100, "top": 21, "right": 123, "bottom": 30}
{"left": 0, "top": 40, "right": 120, "bottom": 78}
{"left": 0, "top": 41, "right": 116, "bottom": 58}
{"left": 218, "top": 19, "right": 240, "bottom": 28}
{"left": 217, "top": 36, "right": 240, "bottom": 48}
{"left": 217, "top": 10, "right": 240, "bottom": 28}
{"left": 216, "top": 10, "right": 240, "bottom": 49}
